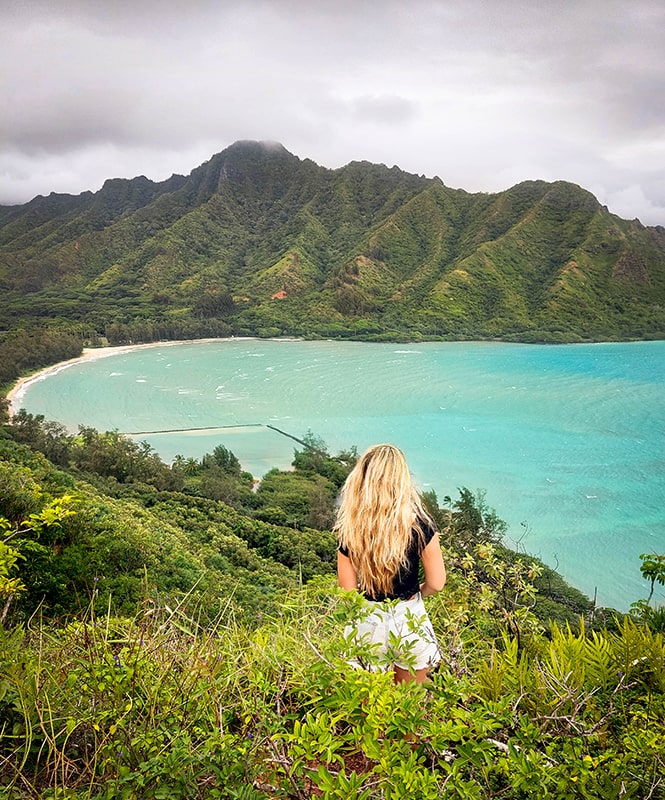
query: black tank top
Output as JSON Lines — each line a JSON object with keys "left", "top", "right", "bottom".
{"left": 338, "top": 517, "right": 436, "bottom": 601}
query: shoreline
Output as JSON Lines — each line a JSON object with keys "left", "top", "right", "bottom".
{"left": 5, "top": 337, "right": 244, "bottom": 418}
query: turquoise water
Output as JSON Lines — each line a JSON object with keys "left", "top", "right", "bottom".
{"left": 17, "top": 338, "right": 665, "bottom": 611}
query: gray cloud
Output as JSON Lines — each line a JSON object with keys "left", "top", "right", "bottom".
{"left": 1, "top": 0, "right": 664, "bottom": 225}
{"left": 349, "top": 95, "right": 419, "bottom": 125}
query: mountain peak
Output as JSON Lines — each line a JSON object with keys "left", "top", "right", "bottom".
{"left": 227, "top": 139, "right": 289, "bottom": 154}
{"left": 211, "top": 140, "right": 294, "bottom": 165}
{"left": 185, "top": 140, "right": 302, "bottom": 199}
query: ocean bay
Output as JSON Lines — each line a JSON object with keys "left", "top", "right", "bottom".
{"left": 16, "top": 338, "right": 665, "bottom": 611}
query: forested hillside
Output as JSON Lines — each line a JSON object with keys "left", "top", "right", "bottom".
{"left": 0, "top": 415, "right": 594, "bottom": 628}
{"left": 1, "top": 141, "right": 665, "bottom": 390}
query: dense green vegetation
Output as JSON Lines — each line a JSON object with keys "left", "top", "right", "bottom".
{"left": 2, "top": 141, "right": 665, "bottom": 390}
{"left": 0, "top": 415, "right": 595, "bottom": 629}
{"left": 1, "top": 410, "right": 664, "bottom": 798}
{"left": 2, "top": 581, "right": 664, "bottom": 799}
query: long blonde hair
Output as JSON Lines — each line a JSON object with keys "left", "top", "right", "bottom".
{"left": 334, "top": 443, "right": 433, "bottom": 597}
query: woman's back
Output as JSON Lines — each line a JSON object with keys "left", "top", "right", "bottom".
{"left": 335, "top": 443, "right": 446, "bottom": 682}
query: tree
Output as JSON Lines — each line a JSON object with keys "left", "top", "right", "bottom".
{"left": 631, "top": 553, "right": 665, "bottom": 632}
{"left": 291, "top": 433, "right": 357, "bottom": 489}
{"left": 211, "top": 444, "right": 241, "bottom": 474}
{"left": 420, "top": 488, "right": 451, "bottom": 531}
{"left": 72, "top": 427, "right": 181, "bottom": 490}
{"left": 444, "top": 487, "right": 507, "bottom": 550}
{"left": 639, "top": 552, "right": 665, "bottom": 605}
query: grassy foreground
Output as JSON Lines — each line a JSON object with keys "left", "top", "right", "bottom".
{"left": 1, "top": 579, "right": 664, "bottom": 800}
{"left": 1, "top": 416, "right": 663, "bottom": 798}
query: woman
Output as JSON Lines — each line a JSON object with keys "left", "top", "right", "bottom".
{"left": 335, "top": 443, "right": 446, "bottom": 683}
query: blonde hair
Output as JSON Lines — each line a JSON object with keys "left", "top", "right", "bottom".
{"left": 334, "top": 443, "right": 433, "bottom": 597}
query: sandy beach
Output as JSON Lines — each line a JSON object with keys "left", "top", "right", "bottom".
{"left": 5, "top": 338, "right": 237, "bottom": 418}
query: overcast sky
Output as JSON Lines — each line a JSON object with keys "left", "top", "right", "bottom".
{"left": 2, "top": 0, "right": 664, "bottom": 225}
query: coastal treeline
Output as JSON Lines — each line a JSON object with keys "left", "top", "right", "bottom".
{"left": 0, "top": 327, "right": 86, "bottom": 388}
{"left": 1, "top": 411, "right": 664, "bottom": 797}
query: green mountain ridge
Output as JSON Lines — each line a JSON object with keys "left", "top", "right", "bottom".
{"left": 1, "top": 139, "right": 664, "bottom": 343}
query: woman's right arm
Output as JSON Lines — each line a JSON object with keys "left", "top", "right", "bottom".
{"left": 420, "top": 533, "right": 446, "bottom": 597}
{"left": 337, "top": 551, "right": 358, "bottom": 591}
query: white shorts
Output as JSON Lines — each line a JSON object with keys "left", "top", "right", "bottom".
{"left": 344, "top": 593, "right": 440, "bottom": 672}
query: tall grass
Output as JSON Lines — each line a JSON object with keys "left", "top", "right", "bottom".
{"left": 1, "top": 580, "right": 664, "bottom": 799}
